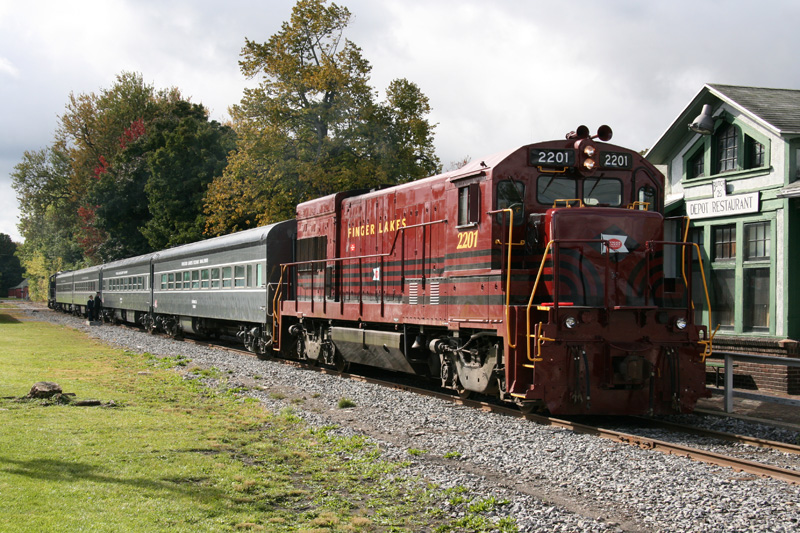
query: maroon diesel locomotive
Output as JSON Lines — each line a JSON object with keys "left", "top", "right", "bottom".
{"left": 274, "top": 125, "right": 714, "bottom": 415}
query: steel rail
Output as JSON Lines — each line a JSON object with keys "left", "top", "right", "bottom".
{"left": 629, "top": 416, "right": 800, "bottom": 456}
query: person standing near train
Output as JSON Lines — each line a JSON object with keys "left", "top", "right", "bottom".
{"left": 94, "top": 292, "right": 102, "bottom": 322}
{"left": 86, "top": 295, "right": 94, "bottom": 321}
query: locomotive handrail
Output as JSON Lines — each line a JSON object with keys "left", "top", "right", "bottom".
{"left": 552, "top": 199, "right": 584, "bottom": 208}
{"left": 691, "top": 241, "right": 716, "bottom": 360}
{"left": 487, "top": 207, "right": 524, "bottom": 351}
{"left": 626, "top": 201, "right": 651, "bottom": 210}
{"left": 646, "top": 240, "right": 716, "bottom": 361}
{"left": 524, "top": 238, "right": 612, "bottom": 365}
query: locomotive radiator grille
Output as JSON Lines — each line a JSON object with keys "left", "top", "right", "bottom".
{"left": 429, "top": 282, "right": 440, "bottom": 305}
{"left": 408, "top": 282, "right": 419, "bottom": 305}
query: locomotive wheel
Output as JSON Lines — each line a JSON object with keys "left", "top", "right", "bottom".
{"left": 455, "top": 376, "right": 472, "bottom": 400}
{"left": 255, "top": 340, "right": 272, "bottom": 361}
{"left": 334, "top": 352, "right": 350, "bottom": 373}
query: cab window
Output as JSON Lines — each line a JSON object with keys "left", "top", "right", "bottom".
{"left": 496, "top": 180, "right": 525, "bottom": 226}
{"left": 583, "top": 178, "right": 622, "bottom": 206}
{"left": 457, "top": 183, "right": 480, "bottom": 226}
{"left": 537, "top": 176, "right": 577, "bottom": 207}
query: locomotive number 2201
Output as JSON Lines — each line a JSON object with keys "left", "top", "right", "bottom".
{"left": 457, "top": 229, "right": 479, "bottom": 249}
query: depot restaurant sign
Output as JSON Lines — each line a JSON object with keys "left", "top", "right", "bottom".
{"left": 685, "top": 179, "right": 759, "bottom": 220}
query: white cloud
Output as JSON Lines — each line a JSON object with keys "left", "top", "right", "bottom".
{"left": 0, "top": 57, "right": 19, "bottom": 78}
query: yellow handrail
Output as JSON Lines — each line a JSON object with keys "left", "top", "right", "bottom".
{"left": 627, "top": 201, "right": 651, "bottom": 210}
{"left": 525, "top": 240, "right": 555, "bottom": 363}
{"left": 552, "top": 199, "right": 584, "bottom": 208}
{"left": 488, "top": 208, "right": 524, "bottom": 350}
{"left": 272, "top": 264, "right": 288, "bottom": 352}
{"left": 676, "top": 217, "right": 716, "bottom": 360}
{"left": 691, "top": 241, "right": 716, "bottom": 360}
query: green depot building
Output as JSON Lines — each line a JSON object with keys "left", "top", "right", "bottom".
{"left": 646, "top": 83, "right": 800, "bottom": 394}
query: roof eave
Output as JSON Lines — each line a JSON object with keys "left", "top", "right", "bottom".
{"left": 646, "top": 85, "right": 714, "bottom": 164}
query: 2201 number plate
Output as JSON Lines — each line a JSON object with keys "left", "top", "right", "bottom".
{"left": 600, "top": 151, "right": 633, "bottom": 169}
{"left": 529, "top": 148, "right": 575, "bottom": 167}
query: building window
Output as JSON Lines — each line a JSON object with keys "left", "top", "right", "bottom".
{"left": 713, "top": 224, "right": 736, "bottom": 261}
{"left": 711, "top": 269, "right": 735, "bottom": 328}
{"left": 716, "top": 124, "right": 738, "bottom": 173}
{"left": 744, "top": 268, "right": 770, "bottom": 330}
{"left": 744, "top": 221, "right": 770, "bottom": 260}
{"left": 745, "top": 136, "right": 765, "bottom": 169}
{"left": 689, "top": 150, "right": 705, "bottom": 178}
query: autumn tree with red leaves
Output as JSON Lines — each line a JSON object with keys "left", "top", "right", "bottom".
{"left": 13, "top": 71, "right": 236, "bottom": 283}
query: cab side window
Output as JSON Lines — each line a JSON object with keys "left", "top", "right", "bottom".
{"left": 496, "top": 180, "right": 525, "bottom": 226}
{"left": 457, "top": 183, "right": 480, "bottom": 226}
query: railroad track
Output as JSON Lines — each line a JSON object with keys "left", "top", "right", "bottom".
{"left": 74, "top": 316, "right": 800, "bottom": 486}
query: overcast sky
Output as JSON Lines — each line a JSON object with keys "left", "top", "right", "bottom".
{"left": 2, "top": 0, "right": 799, "bottom": 243}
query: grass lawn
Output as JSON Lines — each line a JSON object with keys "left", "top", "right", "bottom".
{"left": 0, "top": 312, "right": 515, "bottom": 532}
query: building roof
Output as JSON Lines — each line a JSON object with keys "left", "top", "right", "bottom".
{"left": 707, "top": 84, "right": 800, "bottom": 134}
{"left": 647, "top": 84, "right": 800, "bottom": 164}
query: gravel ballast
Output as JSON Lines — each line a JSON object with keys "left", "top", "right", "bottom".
{"left": 20, "top": 306, "right": 800, "bottom": 532}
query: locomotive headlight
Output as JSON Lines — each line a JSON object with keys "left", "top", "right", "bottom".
{"left": 583, "top": 158, "right": 596, "bottom": 171}
{"left": 564, "top": 316, "right": 578, "bottom": 329}
{"left": 675, "top": 317, "right": 688, "bottom": 330}
{"left": 583, "top": 145, "right": 596, "bottom": 157}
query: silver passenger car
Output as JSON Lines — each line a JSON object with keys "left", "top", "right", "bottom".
{"left": 54, "top": 265, "right": 102, "bottom": 315}
{"left": 100, "top": 252, "right": 157, "bottom": 324}
{"left": 151, "top": 220, "right": 296, "bottom": 344}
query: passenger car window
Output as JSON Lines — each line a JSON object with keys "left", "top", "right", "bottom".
{"left": 234, "top": 266, "right": 245, "bottom": 287}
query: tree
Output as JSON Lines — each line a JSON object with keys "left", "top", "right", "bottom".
{"left": 55, "top": 72, "right": 166, "bottom": 262}
{"left": 203, "top": 0, "right": 439, "bottom": 235}
{"left": 12, "top": 146, "right": 83, "bottom": 300}
{"left": 141, "top": 101, "right": 237, "bottom": 250}
{"left": 0, "top": 234, "right": 23, "bottom": 296}
{"left": 13, "top": 71, "right": 237, "bottom": 292}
